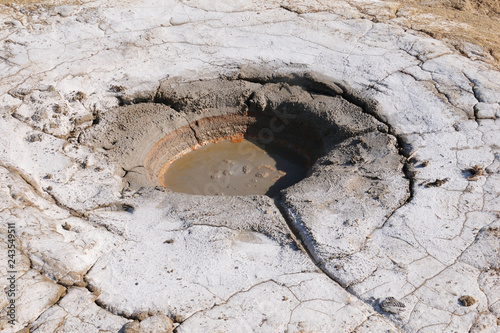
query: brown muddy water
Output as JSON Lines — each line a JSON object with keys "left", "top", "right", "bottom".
{"left": 162, "top": 139, "right": 309, "bottom": 196}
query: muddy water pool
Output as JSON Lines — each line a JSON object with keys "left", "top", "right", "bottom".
{"left": 162, "top": 139, "right": 309, "bottom": 196}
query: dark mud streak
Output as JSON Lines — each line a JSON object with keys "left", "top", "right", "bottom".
{"left": 235, "top": 73, "right": 344, "bottom": 97}
{"left": 153, "top": 93, "right": 182, "bottom": 112}
{"left": 273, "top": 197, "right": 321, "bottom": 264}
{"left": 273, "top": 197, "right": 405, "bottom": 331}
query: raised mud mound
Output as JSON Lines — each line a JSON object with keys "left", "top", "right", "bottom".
{"left": 82, "top": 72, "right": 410, "bottom": 292}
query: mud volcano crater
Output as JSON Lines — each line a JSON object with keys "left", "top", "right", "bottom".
{"left": 85, "top": 72, "right": 407, "bottom": 195}
{"left": 83, "top": 71, "right": 410, "bottom": 258}
{"left": 80, "top": 72, "right": 411, "bottom": 308}
{"left": 146, "top": 108, "right": 325, "bottom": 197}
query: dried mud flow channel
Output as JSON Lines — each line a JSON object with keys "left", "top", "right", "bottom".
{"left": 80, "top": 72, "right": 411, "bottom": 319}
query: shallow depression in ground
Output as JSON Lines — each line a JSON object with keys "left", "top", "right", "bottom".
{"left": 161, "top": 139, "right": 309, "bottom": 196}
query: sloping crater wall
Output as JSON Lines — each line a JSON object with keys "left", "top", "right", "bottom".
{"left": 82, "top": 71, "right": 410, "bottom": 286}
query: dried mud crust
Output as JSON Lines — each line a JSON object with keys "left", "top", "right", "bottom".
{"left": 364, "top": 0, "right": 500, "bottom": 66}
{"left": 253, "top": 0, "right": 500, "bottom": 67}
{"left": 82, "top": 71, "right": 410, "bottom": 282}
{"left": 0, "top": 0, "right": 498, "bottom": 330}
{"left": 390, "top": 0, "right": 500, "bottom": 65}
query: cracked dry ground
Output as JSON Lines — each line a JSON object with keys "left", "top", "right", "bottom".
{"left": 1, "top": 0, "right": 500, "bottom": 332}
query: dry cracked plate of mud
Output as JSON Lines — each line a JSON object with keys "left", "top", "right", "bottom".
{"left": 0, "top": 0, "right": 499, "bottom": 332}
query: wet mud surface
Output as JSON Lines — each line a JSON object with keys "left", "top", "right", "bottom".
{"left": 162, "top": 139, "right": 309, "bottom": 196}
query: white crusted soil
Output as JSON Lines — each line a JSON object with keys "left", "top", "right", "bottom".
{"left": 1, "top": 0, "right": 499, "bottom": 332}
